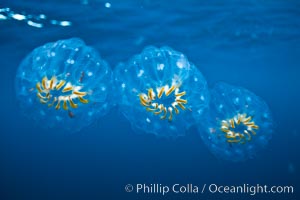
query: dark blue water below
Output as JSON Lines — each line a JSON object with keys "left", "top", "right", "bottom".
{"left": 0, "top": 0, "right": 299, "bottom": 199}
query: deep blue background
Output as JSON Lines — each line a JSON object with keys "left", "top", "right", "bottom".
{"left": 0, "top": 0, "right": 299, "bottom": 199}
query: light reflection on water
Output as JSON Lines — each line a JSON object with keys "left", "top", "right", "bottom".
{"left": 0, "top": 7, "right": 72, "bottom": 28}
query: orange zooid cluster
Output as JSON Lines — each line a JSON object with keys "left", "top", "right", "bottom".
{"left": 139, "top": 84, "right": 188, "bottom": 122}
{"left": 36, "top": 76, "right": 89, "bottom": 111}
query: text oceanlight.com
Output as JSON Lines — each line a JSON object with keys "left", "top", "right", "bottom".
{"left": 124, "top": 183, "right": 294, "bottom": 196}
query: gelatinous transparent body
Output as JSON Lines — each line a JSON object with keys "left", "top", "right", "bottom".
{"left": 15, "top": 38, "right": 113, "bottom": 132}
{"left": 197, "top": 82, "right": 273, "bottom": 161}
{"left": 114, "top": 46, "right": 209, "bottom": 137}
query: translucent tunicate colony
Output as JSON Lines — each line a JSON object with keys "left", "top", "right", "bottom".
{"left": 197, "top": 82, "right": 273, "bottom": 161}
{"left": 114, "top": 46, "right": 209, "bottom": 137}
{"left": 14, "top": 37, "right": 274, "bottom": 160}
{"left": 15, "top": 38, "right": 113, "bottom": 132}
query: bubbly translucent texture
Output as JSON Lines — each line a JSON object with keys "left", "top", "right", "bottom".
{"left": 15, "top": 38, "right": 113, "bottom": 132}
{"left": 197, "top": 82, "right": 273, "bottom": 161}
{"left": 114, "top": 46, "right": 209, "bottom": 137}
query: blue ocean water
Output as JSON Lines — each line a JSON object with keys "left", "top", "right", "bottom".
{"left": 0, "top": 0, "right": 299, "bottom": 199}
